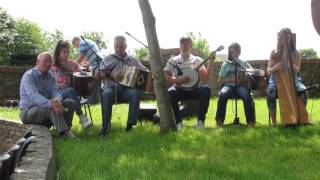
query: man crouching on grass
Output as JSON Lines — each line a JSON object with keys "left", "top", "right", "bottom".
{"left": 19, "top": 52, "right": 77, "bottom": 139}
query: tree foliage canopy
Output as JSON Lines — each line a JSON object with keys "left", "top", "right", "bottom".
{"left": 299, "top": 48, "right": 318, "bottom": 59}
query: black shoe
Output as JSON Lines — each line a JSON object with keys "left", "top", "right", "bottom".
{"left": 99, "top": 127, "right": 109, "bottom": 137}
{"left": 125, "top": 123, "right": 134, "bottom": 132}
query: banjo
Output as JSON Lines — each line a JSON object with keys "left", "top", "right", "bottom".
{"left": 178, "top": 45, "right": 224, "bottom": 91}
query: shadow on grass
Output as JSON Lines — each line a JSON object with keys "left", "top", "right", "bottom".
{"left": 54, "top": 121, "right": 320, "bottom": 180}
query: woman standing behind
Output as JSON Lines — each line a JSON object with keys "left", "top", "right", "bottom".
{"left": 51, "top": 40, "right": 93, "bottom": 129}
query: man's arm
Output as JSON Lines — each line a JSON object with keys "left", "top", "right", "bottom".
{"left": 76, "top": 53, "right": 85, "bottom": 64}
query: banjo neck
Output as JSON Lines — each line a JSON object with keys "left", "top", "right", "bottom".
{"left": 194, "top": 45, "right": 224, "bottom": 71}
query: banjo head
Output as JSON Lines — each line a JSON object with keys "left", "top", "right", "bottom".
{"left": 180, "top": 68, "right": 199, "bottom": 90}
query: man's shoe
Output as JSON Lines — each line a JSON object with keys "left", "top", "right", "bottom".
{"left": 247, "top": 122, "right": 256, "bottom": 128}
{"left": 64, "top": 130, "right": 76, "bottom": 139}
{"left": 216, "top": 120, "right": 224, "bottom": 128}
{"left": 195, "top": 120, "right": 204, "bottom": 129}
{"left": 125, "top": 123, "right": 134, "bottom": 132}
{"left": 176, "top": 122, "right": 184, "bottom": 130}
{"left": 99, "top": 127, "right": 110, "bottom": 137}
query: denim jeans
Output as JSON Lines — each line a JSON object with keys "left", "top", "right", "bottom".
{"left": 266, "top": 83, "right": 307, "bottom": 111}
{"left": 101, "top": 84, "right": 140, "bottom": 129}
{"left": 59, "top": 87, "right": 82, "bottom": 115}
{"left": 215, "top": 85, "right": 255, "bottom": 124}
{"left": 168, "top": 85, "right": 211, "bottom": 123}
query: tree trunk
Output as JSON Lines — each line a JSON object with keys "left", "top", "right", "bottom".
{"left": 312, "top": 0, "right": 320, "bottom": 36}
{"left": 138, "top": 0, "right": 176, "bottom": 133}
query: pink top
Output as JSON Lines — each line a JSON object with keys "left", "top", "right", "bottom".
{"left": 51, "top": 60, "right": 81, "bottom": 87}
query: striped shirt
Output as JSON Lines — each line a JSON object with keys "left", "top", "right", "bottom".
{"left": 79, "top": 39, "right": 103, "bottom": 69}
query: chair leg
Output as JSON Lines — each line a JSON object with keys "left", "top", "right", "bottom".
{"left": 86, "top": 103, "right": 93, "bottom": 125}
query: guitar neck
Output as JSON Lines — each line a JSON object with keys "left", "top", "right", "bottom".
{"left": 195, "top": 50, "right": 217, "bottom": 71}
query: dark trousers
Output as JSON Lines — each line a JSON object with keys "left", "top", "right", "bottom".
{"left": 59, "top": 87, "right": 81, "bottom": 115}
{"left": 168, "top": 85, "right": 211, "bottom": 123}
{"left": 101, "top": 84, "right": 140, "bottom": 128}
{"left": 215, "top": 85, "right": 255, "bottom": 124}
{"left": 19, "top": 99, "right": 76, "bottom": 134}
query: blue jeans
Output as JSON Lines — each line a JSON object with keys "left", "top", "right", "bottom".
{"left": 168, "top": 85, "right": 211, "bottom": 123}
{"left": 215, "top": 85, "right": 255, "bottom": 124}
{"left": 101, "top": 84, "right": 140, "bottom": 128}
{"left": 59, "top": 87, "right": 82, "bottom": 115}
{"left": 266, "top": 83, "right": 307, "bottom": 111}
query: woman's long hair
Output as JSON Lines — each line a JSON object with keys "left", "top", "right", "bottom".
{"left": 276, "top": 28, "right": 296, "bottom": 53}
{"left": 53, "top": 40, "right": 70, "bottom": 66}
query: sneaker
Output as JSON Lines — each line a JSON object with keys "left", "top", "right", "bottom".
{"left": 195, "top": 120, "right": 204, "bottom": 129}
{"left": 79, "top": 114, "right": 93, "bottom": 129}
{"left": 176, "top": 122, "right": 184, "bottom": 130}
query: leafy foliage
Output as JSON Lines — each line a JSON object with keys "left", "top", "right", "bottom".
{"left": 81, "top": 31, "right": 108, "bottom": 50}
{"left": 11, "top": 18, "right": 48, "bottom": 54}
{"left": 299, "top": 48, "right": 318, "bottom": 59}
{"left": 133, "top": 47, "right": 149, "bottom": 60}
{"left": 0, "top": 7, "right": 17, "bottom": 64}
{"left": 187, "top": 32, "right": 211, "bottom": 59}
{"left": 45, "top": 29, "right": 65, "bottom": 52}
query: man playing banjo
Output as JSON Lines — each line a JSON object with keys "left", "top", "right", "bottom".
{"left": 164, "top": 36, "right": 214, "bottom": 130}
{"left": 95, "top": 36, "right": 149, "bottom": 136}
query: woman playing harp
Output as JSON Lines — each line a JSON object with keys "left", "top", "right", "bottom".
{"left": 266, "top": 28, "right": 310, "bottom": 126}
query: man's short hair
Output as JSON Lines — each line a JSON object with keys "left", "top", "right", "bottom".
{"left": 114, "top": 35, "right": 126, "bottom": 43}
{"left": 179, "top": 36, "right": 192, "bottom": 44}
{"left": 72, "top": 37, "right": 81, "bottom": 45}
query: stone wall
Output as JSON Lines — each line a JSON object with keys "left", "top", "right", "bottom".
{"left": 0, "top": 119, "right": 56, "bottom": 180}
{"left": 0, "top": 59, "right": 319, "bottom": 103}
{"left": 0, "top": 120, "right": 28, "bottom": 154}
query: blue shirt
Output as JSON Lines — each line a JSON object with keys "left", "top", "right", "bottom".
{"left": 219, "top": 59, "right": 252, "bottom": 86}
{"left": 79, "top": 39, "right": 103, "bottom": 69}
{"left": 19, "top": 67, "right": 62, "bottom": 110}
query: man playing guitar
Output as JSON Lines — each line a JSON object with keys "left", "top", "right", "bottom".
{"left": 164, "top": 36, "right": 214, "bottom": 130}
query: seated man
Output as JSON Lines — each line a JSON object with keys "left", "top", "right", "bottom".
{"left": 164, "top": 36, "right": 212, "bottom": 130}
{"left": 215, "top": 42, "right": 256, "bottom": 127}
{"left": 19, "top": 52, "right": 76, "bottom": 138}
{"left": 95, "top": 36, "right": 149, "bottom": 136}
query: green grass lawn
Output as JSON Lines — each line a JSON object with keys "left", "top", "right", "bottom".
{"left": 1, "top": 98, "right": 320, "bottom": 179}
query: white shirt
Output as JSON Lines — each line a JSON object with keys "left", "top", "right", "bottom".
{"left": 164, "top": 54, "right": 204, "bottom": 77}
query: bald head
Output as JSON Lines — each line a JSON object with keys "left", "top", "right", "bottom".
{"left": 36, "top": 52, "right": 52, "bottom": 74}
{"left": 114, "top": 36, "right": 127, "bottom": 57}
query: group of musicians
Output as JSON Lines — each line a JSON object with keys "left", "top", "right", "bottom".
{"left": 19, "top": 27, "right": 309, "bottom": 138}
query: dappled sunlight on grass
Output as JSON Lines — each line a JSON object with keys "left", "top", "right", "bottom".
{"left": 1, "top": 98, "right": 320, "bottom": 179}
